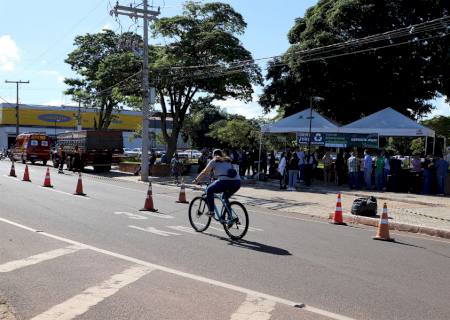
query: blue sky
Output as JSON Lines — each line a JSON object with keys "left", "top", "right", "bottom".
{"left": 0, "top": 0, "right": 448, "bottom": 119}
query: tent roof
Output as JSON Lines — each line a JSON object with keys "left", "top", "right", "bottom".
{"left": 341, "top": 107, "right": 435, "bottom": 137}
{"left": 262, "top": 108, "right": 341, "bottom": 133}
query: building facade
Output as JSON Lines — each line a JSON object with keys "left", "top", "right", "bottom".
{"left": 0, "top": 103, "right": 188, "bottom": 150}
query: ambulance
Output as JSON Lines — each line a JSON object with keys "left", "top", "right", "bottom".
{"left": 12, "top": 133, "right": 51, "bottom": 165}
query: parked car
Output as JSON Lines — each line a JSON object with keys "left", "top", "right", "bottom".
{"left": 180, "top": 149, "right": 202, "bottom": 159}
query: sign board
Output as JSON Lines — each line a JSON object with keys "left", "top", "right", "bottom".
{"left": 297, "top": 132, "right": 379, "bottom": 148}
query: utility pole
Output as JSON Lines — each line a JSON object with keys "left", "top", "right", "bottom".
{"left": 5, "top": 80, "right": 29, "bottom": 137}
{"left": 77, "top": 100, "right": 82, "bottom": 131}
{"left": 112, "top": 0, "right": 160, "bottom": 182}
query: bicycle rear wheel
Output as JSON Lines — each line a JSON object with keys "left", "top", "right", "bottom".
{"left": 188, "top": 196, "right": 211, "bottom": 232}
{"left": 223, "top": 201, "right": 249, "bottom": 240}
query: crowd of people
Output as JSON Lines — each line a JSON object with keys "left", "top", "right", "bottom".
{"left": 276, "top": 148, "right": 449, "bottom": 196}
{"left": 158, "top": 147, "right": 449, "bottom": 196}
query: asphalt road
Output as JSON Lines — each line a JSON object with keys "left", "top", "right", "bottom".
{"left": 1, "top": 160, "right": 450, "bottom": 320}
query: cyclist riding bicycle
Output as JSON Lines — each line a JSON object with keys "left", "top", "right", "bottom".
{"left": 194, "top": 149, "right": 241, "bottom": 217}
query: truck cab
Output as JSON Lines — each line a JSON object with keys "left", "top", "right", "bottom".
{"left": 12, "top": 133, "right": 51, "bottom": 165}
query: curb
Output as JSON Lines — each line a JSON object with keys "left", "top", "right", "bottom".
{"left": 328, "top": 213, "right": 450, "bottom": 240}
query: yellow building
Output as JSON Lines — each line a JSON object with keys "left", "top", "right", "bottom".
{"left": 0, "top": 103, "right": 184, "bottom": 150}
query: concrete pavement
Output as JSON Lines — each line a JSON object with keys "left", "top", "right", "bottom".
{"left": 1, "top": 160, "right": 450, "bottom": 320}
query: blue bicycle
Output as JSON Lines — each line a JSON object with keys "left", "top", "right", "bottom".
{"left": 188, "top": 183, "right": 249, "bottom": 240}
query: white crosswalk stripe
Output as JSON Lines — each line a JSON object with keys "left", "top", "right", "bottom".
{"left": 30, "top": 265, "right": 154, "bottom": 320}
{"left": 0, "top": 245, "right": 83, "bottom": 273}
{"left": 167, "top": 225, "right": 198, "bottom": 234}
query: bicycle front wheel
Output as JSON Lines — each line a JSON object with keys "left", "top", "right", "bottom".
{"left": 188, "top": 196, "right": 211, "bottom": 232}
{"left": 223, "top": 201, "right": 249, "bottom": 240}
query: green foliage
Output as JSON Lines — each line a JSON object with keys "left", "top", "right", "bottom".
{"left": 182, "top": 97, "right": 227, "bottom": 148}
{"left": 421, "top": 115, "right": 450, "bottom": 139}
{"left": 150, "top": 1, "right": 262, "bottom": 159}
{"left": 410, "top": 137, "right": 425, "bottom": 155}
{"left": 261, "top": 0, "right": 449, "bottom": 122}
{"left": 208, "top": 118, "right": 261, "bottom": 149}
{"left": 64, "top": 31, "right": 143, "bottom": 129}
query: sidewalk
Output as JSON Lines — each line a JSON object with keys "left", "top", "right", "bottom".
{"left": 108, "top": 171, "right": 450, "bottom": 238}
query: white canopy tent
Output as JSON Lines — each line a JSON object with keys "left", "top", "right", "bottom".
{"left": 261, "top": 108, "right": 341, "bottom": 133}
{"left": 340, "top": 107, "right": 435, "bottom": 137}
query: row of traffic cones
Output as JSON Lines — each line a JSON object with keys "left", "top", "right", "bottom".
{"left": 331, "top": 193, "right": 394, "bottom": 242}
{"left": 8, "top": 162, "right": 86, "bottom": 196}
{"left": 139, "top": 177, "right": 189, "bottom": 212}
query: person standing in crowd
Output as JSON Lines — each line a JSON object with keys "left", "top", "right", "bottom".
{"left": 363, "top": 149, "right": 373, "bottom": 189}
{"left": 72, "top": 145, "right": 82, "bottom": 172}
{"left": 197, "top": 150, "right": 209, "bottom": 173}
{"left": 422, "top": 155, "right": 433, "bottom": 194}
{"left": 435, "top": 156, "right": 449, "bottom": 196}
{"left": 278, "top": 152, "right": 287, "bottom": 189}
{"left": 260, "top": 149, "right": 268, "bottom": 175}
{"left": 58, "top": 145, "right": 65, "bottom": 174}
{"left": 347, "top": 151, "right": 359, "bottom": 189}
{"left": 304, "top": 152, "right": 315, "bottom": 186}
{"left": 358, "top": 153, "right": 365, "bottom": 188}
{"left": 240, "top": 149, "right": 248, "bottom": 177}
{"left": 287, "top": 152, "right": 299, "bottom": 191}
{"left": 170, "top": 153, "right": 182, "bottom": 184}
{"left": 335, "top": 150, "right": 345, "bottom": 186}
{"left": 322, "top": 151, "right": 333, "bottom": 184}
{"left": 269, "top": 151, "right": 276, "bottom": 177}
{"left": 375, "top": 150, "right": 385, "bottom": 191}
{"left": 297, "top": 148, "right": 305, "bottom": 183}
{"left": 384, "top": 152, "right": 391, "bottom": 190}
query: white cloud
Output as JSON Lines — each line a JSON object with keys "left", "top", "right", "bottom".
{"left": 0, "top": 35, "right": 20, "bottom": 71}
{"left": 39, "top": 69, "right": 66, "bottom": 84}
{"left": 214, "top": 93, "right": 276, "bottom": 119}
{"left": 101, "top": 23, "right": 113, "bottom": 32}
{"left": 426, "top": 96, "right": 450, "bottom": 119}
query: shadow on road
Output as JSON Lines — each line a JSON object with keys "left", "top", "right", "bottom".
{"left": 204, "top": 233, "right": 292, "bottom": 256}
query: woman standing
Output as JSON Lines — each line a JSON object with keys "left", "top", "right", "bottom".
{"left": 287, "top": 153, "right": 299, "bottom": 191}
{"left": 278, "top": 152, "right": 287, "bottom": 189}
{"left": 322, "top": 151, "right": 333, "bottom": 184}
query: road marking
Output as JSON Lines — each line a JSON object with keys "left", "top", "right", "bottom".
{"left": 0, "top": 217, "right": 358, "bottom": 320}
{"left": 139, "top": 212, "right": 174, "bottom": 219}
{"left": 230, "top": 294, "right": 276, "bottom": 320}
{"left": 30, "top": 265, "right": 154, "bottom": 320}
{"left": 128, "top": 225, "right": 181, "bottom": 237}
{"left": 39, "top": 186, "right": 90, "bottom": 199}
{"left": 0, "top": 245, "right": 82, "bottom": 273}
{"left": 211, "top": 221, "right": 263, "bottom": 233}
{"left": 167, "top": 225, "right": 197, "bottom": 234}
{"left": 114, "top": 211, "right": 148, "bottom": 220}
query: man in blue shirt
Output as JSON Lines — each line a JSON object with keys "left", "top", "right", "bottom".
{"left": 435, "top": 156, "right": 449, "bottom": 195}
{"left": 363, "top": 149, "right": 373, "bottom": 190}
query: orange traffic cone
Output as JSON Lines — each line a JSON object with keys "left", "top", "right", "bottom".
{"left": 331, "top": 193, "right": 347, "bottom": 225}
{"left": 22, "top": 165, "right": 31, "bottom": 182}
{"left": 176, "top": 178, "right": 189, "bottom": 204}
{"left": 42, "top": 167, "right": 53, "bottom": 188}
{"left": 9, "top": 161, "right": 17, "bottom": 177}
{"left": 373, "top": 203, "right": 394, "bottom": 242}
{"left": 140, "top": 182, "right": 158, "bottom": 212}
{"left": 74, "top": 173, "right": 86, "bottom": 196}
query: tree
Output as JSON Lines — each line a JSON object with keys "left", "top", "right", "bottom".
{"left": 150, "top": 1, "right": 262, "bottom": 159}
{"left": 422, "top": 115, "right": 450, "bottom": 139}
{"left": 208, "top": 117, "right": 261, "bottom": 149}
{"left": 261, "top": 0, "right": 449, "bottom": 123}
{"left": 181, "top": 97, "right": 227, "bottom": 148}
{"left": 64, "top": 31, "right": 143, "bottom": 129}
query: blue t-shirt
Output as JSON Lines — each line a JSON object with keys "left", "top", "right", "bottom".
{"left": 436, "top": 159, "right": 449, "bottom": 176}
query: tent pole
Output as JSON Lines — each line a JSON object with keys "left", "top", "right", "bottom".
{"left": 432, "top": 134, "right": 436, "bottom": 156}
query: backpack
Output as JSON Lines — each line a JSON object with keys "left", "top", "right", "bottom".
{"left": 351, "top": 196, "right": 377, "bottom": 216}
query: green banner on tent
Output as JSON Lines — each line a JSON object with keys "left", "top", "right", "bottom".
{"left": 297, "top": 132, "right": 379, "bottom": 148}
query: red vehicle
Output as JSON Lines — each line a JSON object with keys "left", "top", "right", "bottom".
{"left": 12, "top": 133, "right": 51, "bottom": 165}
